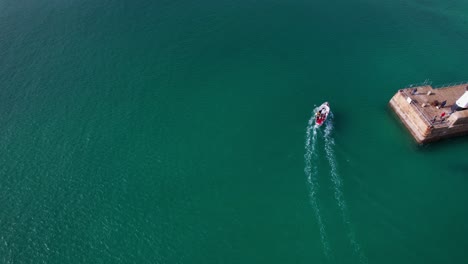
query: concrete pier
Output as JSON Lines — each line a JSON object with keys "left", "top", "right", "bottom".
{"left": 389, "top": 83, "right": 468, "bottom": 143}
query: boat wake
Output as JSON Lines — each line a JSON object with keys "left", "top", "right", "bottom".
{"left": 304, "top": 111, "right": 331, "bottom": 259}
{"left": 323, "top": 115, "right": 367, "bottom": 264}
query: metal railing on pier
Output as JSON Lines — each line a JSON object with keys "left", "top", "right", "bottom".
{"left": 433, "top": 81, "right": 468, "bottom": 89}
{"left": 403, "top": 80, "right": 468, "bottom": 90}
{"left": 400, "top": 89, "right": 434, "bottom": 126}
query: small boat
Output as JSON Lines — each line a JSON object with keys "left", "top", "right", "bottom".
{"left": 315, "top": 102, "right": 330, "bottom": 126}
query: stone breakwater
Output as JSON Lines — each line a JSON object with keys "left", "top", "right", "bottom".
{"left": 389, "top": 84, "right": 468, "bottom": 143}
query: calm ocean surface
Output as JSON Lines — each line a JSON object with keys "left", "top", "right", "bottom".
{"left": 1, "top": 0, "right": 467, "bottom": 263}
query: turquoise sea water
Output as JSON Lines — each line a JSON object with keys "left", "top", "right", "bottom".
{"left": 1, "top": 0, "right": 467, "bottom": 263}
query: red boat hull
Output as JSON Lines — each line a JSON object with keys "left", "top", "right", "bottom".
{"left": 315, "top": 102, "right": 330, "bottom": 126}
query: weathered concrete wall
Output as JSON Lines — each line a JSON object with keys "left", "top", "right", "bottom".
{"left": 449, "top": 110, "right": 468, "bottom": 125}
{"left": 427, "top": 123, "right": 468, "bottom": 142}
{"left": 389, "top": 91, "right": 431, "bottom": 143}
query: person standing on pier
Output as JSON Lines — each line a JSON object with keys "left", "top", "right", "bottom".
{"left": 437, "top": 100, "right": 447, "bottom": 109}
{"left": 440, "top": 112, "right": 446, "bottom": 121}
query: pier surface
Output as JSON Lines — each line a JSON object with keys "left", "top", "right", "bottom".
{"left": 389, "top": 83, "right": 468, "bottom": 143}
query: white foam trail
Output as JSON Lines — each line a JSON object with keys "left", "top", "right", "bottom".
{"left": 304, "top": 112, "right": 331, "bottom": 259}
{"left": 323, "top": 114, "right": 367, "bottom": 264}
